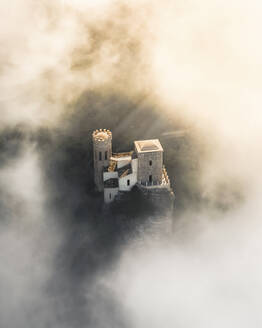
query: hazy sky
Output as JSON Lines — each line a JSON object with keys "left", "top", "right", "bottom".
{"left": 0, "top": 1, "right": 262, "bottom": 327}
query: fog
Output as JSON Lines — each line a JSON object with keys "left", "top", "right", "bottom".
{"left": 0, "top": 0, "right": 262, "bottom": 327}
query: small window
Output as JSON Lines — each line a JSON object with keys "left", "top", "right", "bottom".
{"left": 105, "top": 151, "right": 108, "bottom": 160}
{"left": 109, "top": 193, "right": 111, "bottom": 199}
{"left": 127, "top": 179, "right": 130, "bottom": 186}
{"left": 149, "top": 175, "right": 152, "bottom": 183}
{"left": 99, "top": 152, "right": 102, "bottom": 161}
{"left": 149, "top": 160, "right": 152, "bottom": 166}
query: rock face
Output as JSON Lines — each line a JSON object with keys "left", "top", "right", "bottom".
{"left": 137, "top": 183, "right": 175, "bottom": 213}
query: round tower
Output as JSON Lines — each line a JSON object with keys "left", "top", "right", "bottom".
{"left": 92, "top": 129, "right": 112, "bottom": 191}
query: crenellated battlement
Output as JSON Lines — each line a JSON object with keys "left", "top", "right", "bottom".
{"left": 92, "top": 129, "right": 112, "bottom": 146}
{"left": 92, "top": 129, "right": 112, "bottom": 191}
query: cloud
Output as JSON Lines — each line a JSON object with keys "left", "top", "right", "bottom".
{"left": 107, "top": 190, "right": 262, "bottom": 328}
{"left": 0, "top": 0, "right": 262, "bottom": 327}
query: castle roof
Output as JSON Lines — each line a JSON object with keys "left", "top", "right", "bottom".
{"left": 134, "top": 139, "right": 163, "bottom": 153}
{"left": 104, "top": 160, "right": 133, "bottom": 177}
{"left": 104, "top": 178, "right": 119, "bottom": 188}
{"left": 117, "top": 163, "right": 132, "bottom": 178}
{"left": 111, "top": 151, "right": 133, "bottom": 158}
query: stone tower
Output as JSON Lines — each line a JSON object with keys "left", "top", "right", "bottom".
{"left": 134, "top": 139, "right": 163, "bottom": 185}
{"left": 92, "top": 129, "right": 112, "bottom": 191}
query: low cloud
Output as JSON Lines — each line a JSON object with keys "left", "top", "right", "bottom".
{"left": 0, "top": 0, "right": 262, "bottom": 327}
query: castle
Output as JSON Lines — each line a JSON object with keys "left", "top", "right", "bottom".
{"left": 92, "top": 129, "right": 175, "bottom": 205}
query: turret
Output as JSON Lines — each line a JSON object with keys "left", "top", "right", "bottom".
{"left": 92, "top": 129, "right": 112, "bottom": 191}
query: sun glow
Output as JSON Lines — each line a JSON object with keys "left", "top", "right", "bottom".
{"left": 61, "top": 0, "right": 114, "bottom": 10}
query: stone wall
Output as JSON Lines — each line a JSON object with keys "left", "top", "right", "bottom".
{"left": 137, "top": 151, "right": 163, "bottom": 185}
{"left": 104, "top": 187, "right": 119, "bottom": 203}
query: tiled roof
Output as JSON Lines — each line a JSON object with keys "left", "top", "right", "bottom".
{"left": 117, "top": 163, "right": 132, "bottom": 178}
{"left": 104, "top": 178, "right": 119, "bottom": 188}
{"left": 112, "top": 151, "right": 133, "bottom": 158}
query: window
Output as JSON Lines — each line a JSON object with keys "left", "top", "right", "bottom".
{"left": 149, "top": 175, "right": 152, "bottom": 183}
{"left": 105, "top": 151, "right": 108, "bottom": 160}
{"left": 127, "top": 179, "right": 130, "bottom": 186}
{"left": 99, "top": 152, "right": 102, "bottom": 161}
{"left": 109, "top": 193, "right": 111, "bottom": 199}
{"left": 149, "top": 160, "right": 152, "bottom": 166}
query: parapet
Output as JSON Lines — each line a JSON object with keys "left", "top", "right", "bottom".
{"left": 92, "top": 129, "right": 112, "bottom": 145}
{"left": 134, "top": 139, "right": 163, "bottom": 153}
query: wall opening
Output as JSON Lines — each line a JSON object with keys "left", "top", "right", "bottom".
{"left": 105, "top": 151, "right": 108, "bottom": 160}
{"left": 109, "top": 193, "right": 111, "bottom": 200}
{"left": 149, "top": 160, "right": 152, "bottom": 166}
{"left": 149, "top": 175, "right": 152, "bottom": 183}
{"left": 99, "top": 152, "right": 102, "bottom": 161}
{"left": 127, "top": 179, "right": 130, "bottom": 186}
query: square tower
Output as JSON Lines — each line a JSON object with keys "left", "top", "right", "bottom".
{"left": 134, "top": 139, "right": 163, "bottom": 185}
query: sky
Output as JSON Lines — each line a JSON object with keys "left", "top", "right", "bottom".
{"left": 0, "top": 0, "right": 262, "bottom": 327}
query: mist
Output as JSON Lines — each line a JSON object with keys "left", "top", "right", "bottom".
{"left": 0, "top": 0, "right": 262, "bottom": 327}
